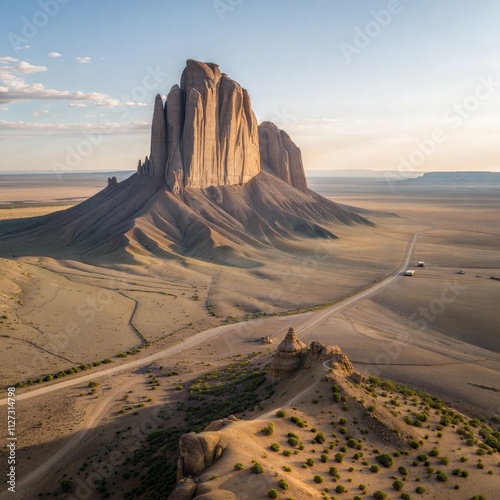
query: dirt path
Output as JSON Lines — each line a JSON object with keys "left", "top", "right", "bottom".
{"left": 0, "top": 377, "right": 138, "bottom": 500}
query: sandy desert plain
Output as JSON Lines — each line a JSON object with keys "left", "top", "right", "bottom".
{"left": 0, "top": 173, "right": 499, "bottom": 499}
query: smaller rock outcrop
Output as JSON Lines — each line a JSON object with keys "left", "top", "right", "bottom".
{"left": 268, "top": 327, "right": 307, "bottom": 382}
{"left": 258, "top": 121, "right": 308, "bottom": 192}
{"left": 177, "top": 432, "right": 225, "bottom": 480}
{"left": 107, "top": 176, "right": 117, "bottom": 187}
{"left": 169, "top": 417, "right": 239, "bottom": 500}
{"left": 305, "top": 340, "right": 354, "bottom": 374}
{"left": 167, "top": 477, "right": 197, "bottom": 500}
{"left": 351, "top": 371, "right": 366, "bottom": 386}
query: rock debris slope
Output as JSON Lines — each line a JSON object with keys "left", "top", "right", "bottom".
{"left": 0, "top": 60, "right": 371, "bottom": 264}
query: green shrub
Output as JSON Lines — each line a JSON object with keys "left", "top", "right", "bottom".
{"left": 415, "top": 486, "right": 426, "bottom": 494}
{"left": 278, "top": 479, "right": 289, "bottom": 490}
{"left": 370, "top": 464, "right": 380, "bottom": 473}
{"left": 306, "top": 458, "right": 315, "bottom": 466}
{"left": 276, "top": 410, "right": 286, "bottom": 418}
{"left": 234, "top": 462, "right": 244, "bottom": 470}
{"left": 314, "top": 432, "right": 326, "bottom": 444}
{"left": 400, "top": 494, "right": 412, "bottom": 500}
{"left": 262, "top": 422, "right": 275, "bottom": 436}
{"left": 320, "top": 454, "right": 328, "bottom": 463}
{"left": 335, "top": 484, "right": 345, "bottom": 493}
{"left": 436, "top": 471, "right": 448, "bottom": 482}
{"left": 268, "top": 489, "right": 279, "bottom": 498}
{"left": 60, "top": 480, "right": 73, "bottom": 493}
{"left": 429, "top": 448, "right": 439, "bottom": 457}
{"left": 270, "top": 443, "right": 280, "bottom": 452}
{"left": 251, "top": 461, "right": 264, "bottom": 474}
{"left": 393, "top": 479, "right": 404, "bottom": 491}
{"left": 314, "top": 475, "right": 324, "bottom": 484}
{"left": 287, "top": 437, "right": 299, "bottom": 447}
{"left": 334, "top": 453, "right": 344, "bottom": 463}
{"left": 376, "top": 453, "right": 394, "bottom": 468}
{"left": 373, "top": 491, "right": 387, "bottom": 500}
{"left": 398, "top": 466, "right": 409, "bottom": 476}
{"left": 329, "top": 466, "right": 338, "bottom": 476}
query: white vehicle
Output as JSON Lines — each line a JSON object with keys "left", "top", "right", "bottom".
{"left": 418, "top": 261, "right": 424, "bottom": 267}
{"left": 404, "top": 270, "right": 416, "bottom": 276}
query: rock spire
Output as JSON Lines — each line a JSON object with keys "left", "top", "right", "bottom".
{"left": 137, "top": 59, "right": 261, "bottom": 190}
{"left": 268, "top": 327, "right": 307, "bottom": 382}
{"left": 137, "top": 59, "right": 308, "bottom": 193}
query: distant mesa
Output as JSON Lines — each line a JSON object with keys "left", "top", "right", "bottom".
{"left": 0, "top": 60, "right": 371, "bottom": 264}
{"left": 407, "top": 171, "right": 500, "bottom": 184}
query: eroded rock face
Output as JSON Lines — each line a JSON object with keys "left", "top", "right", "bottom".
{"left": 169, "top": 417, "right": 239, "bottom": 500}
{"left": 305, "top": 341, "right": 353, "bottom": 374}
{"left": 258, "top": 121, "right": 308, "bottom": 192}
{"left": 167, "top": 477, "right": 197, "bottom": 500}
{"left": 268, "top": 327, "right": 307, "bottom": 382}
{"left": 138, "top": 60, "right": 261, "bottom": 190}
{"left": 177, "top": 431, "right": 225, "bottom": 479}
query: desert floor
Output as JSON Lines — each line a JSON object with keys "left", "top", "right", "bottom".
{"left": 0, "top": 174, "right": 498, "bottom": 499}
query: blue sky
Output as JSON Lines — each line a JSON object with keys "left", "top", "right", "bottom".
{"left": 1, "top": 0, "right": 499, "bottom": 174}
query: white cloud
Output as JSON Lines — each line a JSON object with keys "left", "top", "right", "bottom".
{"left": 14, "top": 45, "right": 31, "bottom": 51}
{"left": 0, "top": 120, "right": 149, "bottom": 134}
{"left": 0, "top": 58, "right": 148, "bottom": 107}
{"left": 32, "top": 109, "right": 49, "bottom": 117}
{"left": 13, "top": 61, "right": 47, "bottom": 74}
{"left": 68, "top": 103, "right": 88, "bottom": 108}
{"left": 47, "top": 52, "right": 62, "bottom": 58}
{"left": 1, "top": 107, "right": 8, "bottom": 111}
{"left": 0, "top": 57, "right": 20, "bottom": 64}
{"left": 75, "top": 56, "right": 92, "bottom": 64}
{"left": 93, "top": 98, "right": 147, "bottom": 108}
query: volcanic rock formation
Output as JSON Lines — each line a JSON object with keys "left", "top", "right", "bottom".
{"left": 0, "top": 60, "right": 372, "bottom": 263}
{"left": 138, "top": 60, "right": 260, "bottom": 191}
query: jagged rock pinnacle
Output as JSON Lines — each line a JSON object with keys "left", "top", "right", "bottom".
{"left": 259, "top": 121, "right": 308, "bottom": 192}
{"left": 137, "top": 59, "right": 307, "bottom": 193}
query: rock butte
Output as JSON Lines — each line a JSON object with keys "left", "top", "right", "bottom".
{"left": 137, "top": 59, "right": 307, "bottom": 193}
{"left": 0, "top": 59, "right": 372, "bottom": 263}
